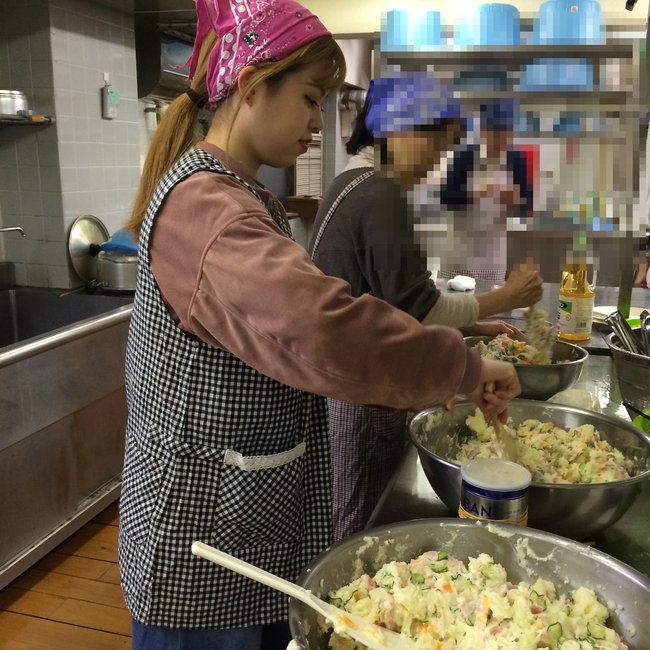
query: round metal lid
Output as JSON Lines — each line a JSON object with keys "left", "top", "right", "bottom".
{"left": 68, "top": 214, "right": 109, "bottom": 283}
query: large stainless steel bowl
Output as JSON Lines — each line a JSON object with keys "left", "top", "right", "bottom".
{"left": 288, "top": 519, "right": 650, "bottom": 649}
{"left": 464, "top": 336, "right": 588, "bottom": 400}
{"left": 409, "top": 401, "right": 650, "bottom": 539}
{"left": 606, "top": 330, "right": 650, "bottom": 420}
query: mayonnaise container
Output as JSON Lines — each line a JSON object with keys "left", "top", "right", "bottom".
{"left": 458, "top": 458, "right": 532, "bottom": 526}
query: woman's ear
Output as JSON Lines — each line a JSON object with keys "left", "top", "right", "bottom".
{"left": 236, "top": 66, "right": 258, "bottom": 104}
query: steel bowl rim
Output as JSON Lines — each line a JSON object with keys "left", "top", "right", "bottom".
{"left": 606, "top": 330, "right": 649, "bottom": 362}
{"left": 289, "top": 517, "right": 650, "bottom": 648}
{"left": 294, "top": 516, "right": 650, "bottom": 592}
{"left": 409, "top": 399, "right": 650, "bottom": 488}
{"left": 463, "top": 335, "right": 589, "bottom": 367}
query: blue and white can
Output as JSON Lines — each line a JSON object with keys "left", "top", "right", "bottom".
{"left": 458, "top": 458, "right": 532, "bottom": 526}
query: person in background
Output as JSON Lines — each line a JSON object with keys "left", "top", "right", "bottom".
{"left": 438, "top": 98, "right": 533, "bottom": 283}
{"left": 310, "top": 75, "right": 542, "bottom": 542}
{"left": 634, "top": 227, "right": 649, "bottom": 288}
{"left": 119, "top": 3, "right": 521, "bottom": 649}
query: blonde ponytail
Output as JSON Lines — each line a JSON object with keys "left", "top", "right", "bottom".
{"left": 125, "top": 31, "right": 216, "bottom": 238}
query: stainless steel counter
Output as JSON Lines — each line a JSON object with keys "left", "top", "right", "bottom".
{"left": 366, "top": 344, "right": 650, "bottom": 577}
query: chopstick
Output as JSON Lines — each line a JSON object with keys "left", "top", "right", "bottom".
{"left": 622, "top": 402, "right": 650, "bottom": 422}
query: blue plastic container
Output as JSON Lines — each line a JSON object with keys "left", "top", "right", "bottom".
{"left": 536, "top": 0, "right": 603, "bottom": 44}
{"left": 380, "top": 9, "right": 441, "bottom": 51}
{"left": 519, "top": 57, "right": 594, "bottom": 90}
{"left": 455, "top": 3, "right": 521, "bottom": 46}
{"left": 381, "top": 9, "right": 409, "bottom": 51}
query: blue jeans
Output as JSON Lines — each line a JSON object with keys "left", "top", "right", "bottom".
{"left": 132, "top": 619, "right": 292, "bottom": 650}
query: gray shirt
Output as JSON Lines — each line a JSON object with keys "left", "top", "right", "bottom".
{"left": 310, "top": 167, "right": 440, "bottom": 321}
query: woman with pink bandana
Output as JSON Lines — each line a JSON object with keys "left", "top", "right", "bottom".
{"left": 119, "top": 0, "right": 520, "bottom": 647}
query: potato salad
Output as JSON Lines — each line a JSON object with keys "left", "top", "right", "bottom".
{"left": 327, "top": 550, "right": 626, "bottom": 649}
{"left": 455, "top": 410, "right": 632, "bottom": 484}
{"left": 475, "top": 334, "right": 546, "bottom": 365}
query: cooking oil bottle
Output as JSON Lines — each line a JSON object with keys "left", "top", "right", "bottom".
{"left": 557, "top": 263, "right": 595, "bottom": 341}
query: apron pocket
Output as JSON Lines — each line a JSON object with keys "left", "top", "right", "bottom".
{"left": 119, "top": 429, "right": 171, "bottom": 546}
{"left": 213, "top": 441, "right": 306, "bottom": 548}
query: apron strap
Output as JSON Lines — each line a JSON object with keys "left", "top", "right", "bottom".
{"left": 311, "top": 170, "right": 374, "bottom": 259}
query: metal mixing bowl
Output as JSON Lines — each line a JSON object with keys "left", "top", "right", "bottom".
{"left": 409, "top": 401, "right": 650, "bottom": 539}
{"left": 606, "top": 330, "right": 650, "bottom": 420}
{"left": 288, "top": 519, "right": 650, "bottom": 649}
{"left": 464, "top": 336, "right": 588, "bottom": 400}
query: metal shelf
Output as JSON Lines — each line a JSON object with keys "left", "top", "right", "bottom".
{"left": 451, "top": 89, "right": 637, "bottom": 111}
{"left": 0, "top": 114, "right": 55, "bottom": 126}
{"left": 381, "top": 43, "right": 636, "bottom": 65}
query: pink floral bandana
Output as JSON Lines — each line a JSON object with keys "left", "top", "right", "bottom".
{"left": 187, "top": 0, "right": 331, "bottom": 106}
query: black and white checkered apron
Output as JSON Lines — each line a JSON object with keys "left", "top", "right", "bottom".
{"left": 311, "top": 170, "right": 408, "bottom": 542}
{"left": 119, "top": 148, "right": 331, "bottom": 629}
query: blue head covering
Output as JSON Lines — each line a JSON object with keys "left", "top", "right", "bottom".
{"left": 364, "top": 73, "right": 465, "bottom": 139}
{"left": 480, "top": 98, "right": 519, "bottom": 132}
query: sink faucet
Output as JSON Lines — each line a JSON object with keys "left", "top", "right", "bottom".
{"left": 0, "top": 226, "right": 25, "bottom": 237}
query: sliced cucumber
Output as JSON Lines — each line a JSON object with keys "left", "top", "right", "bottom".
{"left": 410, "top": 573, "right": 425, "bottom": 585}
{"left": 530, "top": 590, "right": 546, "bottom": 607}
{"left": 465, "top": 614, "right": 476, "bottom": 626}
{"left": 548, "top": 622, "right": 563, "bottom": 641}
{"left": 432, "top": 560, "right": 448, "bottom": 573}
{"left": 588, "top": 622, "right": 606, "bottom": 639}
{"left": 437, "top": 551, "right": 449, "bottom": 561}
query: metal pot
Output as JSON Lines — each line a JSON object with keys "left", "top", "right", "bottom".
{"left": 0, "top": 90, "right": 29, "bottom": 115}
{"left": 96, "top": 250, "right": 138, "bottom": 292}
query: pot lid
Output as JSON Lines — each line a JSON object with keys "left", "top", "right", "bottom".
{"left": 68, "top": 214, "right": 109, "bottom": 283}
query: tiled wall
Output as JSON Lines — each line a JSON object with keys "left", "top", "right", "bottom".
{"left": 0, "top": 0, "right": 139, "bottom": 289}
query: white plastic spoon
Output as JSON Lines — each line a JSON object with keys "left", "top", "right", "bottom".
{"left": 191, "top": 541, "right": 418, "bottom": 650}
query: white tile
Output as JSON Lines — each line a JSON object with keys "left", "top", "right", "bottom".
{"left": 49, "top": 6, "right": 68, "bottom": 31}
{"left": 44, "top": 240, "right": 67, "bottom": 265}
{"left": 0, "top": 165, "right": 20, "bottom": 188}
{"left": 48, "top": 264, "right": 74, "bottom": 289}
{"left": 54, "top": 89, "right": 74, "bottom": 117}
{"left": 5, "top": 237, "right": 27, "bottom": 263}
{"left": 44, "top": 215, "right": 66, "bottom": 242}
{"left": 41, "top": 191, "right": 64, "bottom": 218}
{"left": 25, "top": 263, "right": 49, "bottom": 287}
{"left": 29, "top": 29, "right": 52, "bottom": 62}
{"left": 74, "top": 118, "right": 90, "bottom": 142}
{"left": 59, "top": 166, "right": 78, "bottom": 192}
{"left": 7, "top": 35, "right": 30, "bottom": 62}
{"left": 53, "top": 63, "right": 74, "bottom": 93}
{"left": 15, "top": 139, "right": 39, "bottom": 167}
{"left": 21, "top": 216, "right": 45, "bottom": 240}
{"left": 18, "top": 166, "right": 42, "bottom": 193}
{"left": 0, "top": 191, "right": 22, "bottom": 215}
{"left": 20, "top": 189, "right": 44, "bottom": 216}
{"left": 13, "top": 263, "right": 27, "bottom": 286}
{"left": 39, "top": 165, "right": 62, "bottom": 193}
{"left": 58, "top": 142, "right": 76, "bottom": 167}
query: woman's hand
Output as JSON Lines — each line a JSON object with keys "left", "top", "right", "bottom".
{"left": 466, "top": 359, "right": 520, "bottom": 422}
{"left": 461, "top": 320, "right": 523, "bottom": 338}
{"left": 501, "top": 268, "right": 543, "bottom": 307}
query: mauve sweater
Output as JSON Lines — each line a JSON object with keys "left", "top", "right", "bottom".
{"left": 148, "top": 141, "right": 481, "bottom": 411}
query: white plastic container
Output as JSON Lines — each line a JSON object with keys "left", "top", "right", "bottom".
{"left": 459, "top": 458, "right": 532, "bottom": 525}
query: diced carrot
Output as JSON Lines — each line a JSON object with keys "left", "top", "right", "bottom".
{"left": 339, "top": 615, "right": 354, "bottom": 628}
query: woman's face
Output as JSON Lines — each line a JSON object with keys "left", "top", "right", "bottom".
{"left": 384, "top": 122, "right": 461, "bottom": 186}
{"left": 230, "top": 63, "right": 328, "bottom": 173}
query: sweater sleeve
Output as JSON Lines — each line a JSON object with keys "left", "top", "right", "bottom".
{"left": 151, "top": 171, "right": 481, "bottom": 411}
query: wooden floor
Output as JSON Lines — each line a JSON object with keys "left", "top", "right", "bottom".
{"left": 0, "top": 502, "right": 131, "bottom": 649}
